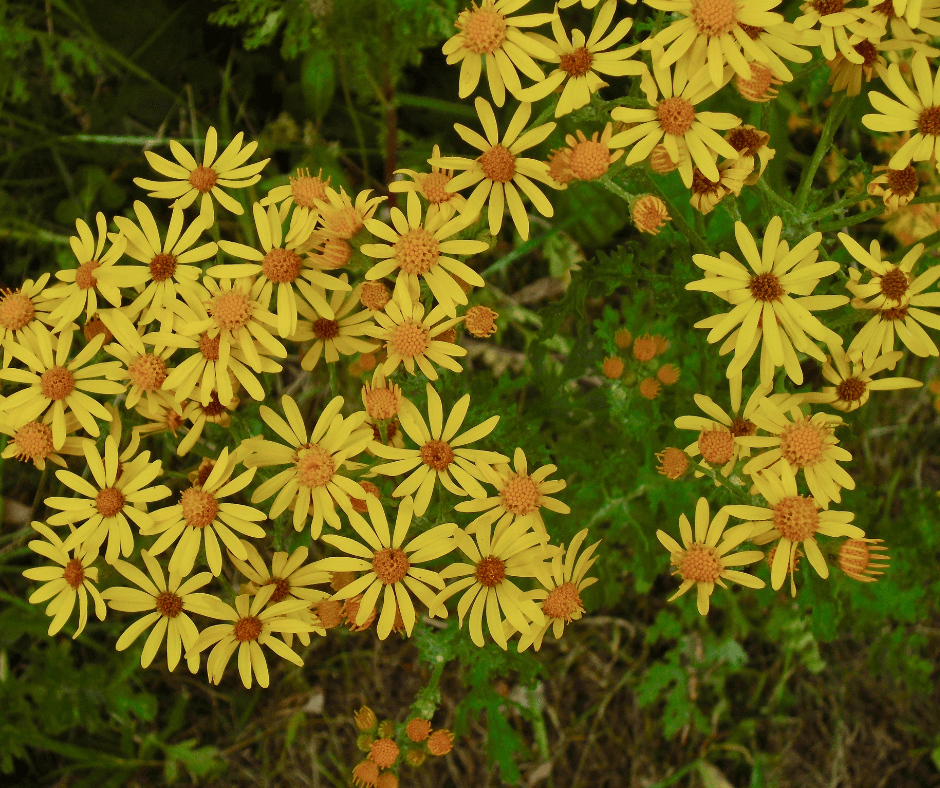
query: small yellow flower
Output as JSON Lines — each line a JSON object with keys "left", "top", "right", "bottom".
{"left": 102, "top": 550, "right": 217, "bottom": 672}
{"left": 315, "top": 187, "right": 386, "bottom": 243}
{"left": 867, "top": 163, "right": 919, "bottom": 213}
{"left": 794, "top": 0, "right": 877, "bottom": 63}
{"left": 0, "top": 274, "right": 60, "bottom": 365}
{"left": 177, "top": 386, "right": 240, "bottom": 457}
{"left": 724, "top": 125, "right": 775, "bottom": 184}
{"left": 361, "top": 191, "right": 488, "bottom": 318}
{"left": 133, "top": 127, "right": 270, "bottom": 226}
{"left": 313, "top": 495, "right": 457, "bottom": 639}
{"left": 803, "top": 345, "right": 921, "bottom": 411}
{"left": 656, "top": 497, "right": 764, "bottom": 615}
{"left": 22, "top": 521, "right": 106, "bottom": 637}
{"left": 689, "top": 157, "right": 753, "bottom": 214}
{"left": 0, "top": 412, "right": 84, "bottom": 470}
{"left": 102, "top": 312, "right": 176, "bottom": 418}
{"left": 389, "top": 145, "right": 467, "bottom": 223}
{"left": 260, "top": 166, "right": 331, "bottom": 225}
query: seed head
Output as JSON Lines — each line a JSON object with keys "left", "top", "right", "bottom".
{"left": 465, "top": 305, "right": 498, "bottom": 338}
{"left": 602, "top": 356, "right": 625, "bottom": 379}
{"left": 406, "top": 718, "right": 432, "bottom": 742}
{"left": 427, "top": 729, "right": 455, "bottom": 756}
{"left": 639, "top": 377, "right": 661, "bottom": 399}
{"left": 632, "top": 194, "right": 671, "bottom": 235}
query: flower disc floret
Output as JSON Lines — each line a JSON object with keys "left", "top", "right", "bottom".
{"left": 95, "top": 487, "right": 126, "bottom": 518}
{"left": 295, "top": 445, "right": 336, "bottom": 488}
{"left": 261, "top": 247, "right": 303, "bottom": 283}
{"left": 460, "top": 4, "right": 507, "bottom": 54}
{"left": 749, "top": 272, "right": 784, "bottom": 301}
{"left": 155, "top": 590, "right": 183, "bottom": 617}
{"left": 181, "top": 487, "right": 219, "bottom": 528}
{"left": 233, "top": 614, "right": 262, "bottom": 642}
{"left": 420, "top": 439, "right": 455, "bottom": 470}
{"left": 480, "top": 144, "right": 516, "bottom": 182}
{"left": 474, "top": 555, "right": 506, "bottom": 586}
{"left": 391, "top": 322, "right": 429, "bottom": 357}
{"left": 149, "top": 253, "right": 178, "bottom": 282}
{"left": 541, "top": 581, "right": 583, "bottom": 621}
{"left": 395, "top": 228, "right": 440, "bottom": 275}
{"left": 211, "top": 290, "right": 253, "bottom": 330}
{"left": 773, "top": 495, "right": 819, "bottom": 541}
{"left": 677, "top": 542, "right": 723, "bottom": 582}
{"left": 879, "top": 267, "right": 909, "bottom": 300}
{"left": 657, "top": 98, "right": 696, "bottom": 136}
{"left": 40, "top": 367, "right": 75, "bottom": 400}
{"left": 779, "top": 420, "right": 827, "bottom": 466}
{"left": 835, "top": 377, "right": 867, "bottom": 403}
{"left": 188, "top": 165, "right": 218, "bottom": 192}
{"left": 560, "top": 47, "right": 593, "bottom": 77}
{"left": 312, "top": 318, "right": 340, "bottom": 339}
{"left": 698, "top": 427, "right": 735, "bottom": 465}
{"left": 0, "top": 291, "right": 35, "bottom": 329}
{"left": 14, "top": 422, "right": 54, "bottom": 462}
{"left": 75, "top": 261, "right": 100, "bottom": 290}
{"left": 63, "top": 558, "right": 86, "bottom": 589}
{"left": 373, "top": 547, "right": 410, "bottom": 585}
{"left": 691, "top": 0, "right": 739, "bottom": 35}
{"left": 128, "top": 354, "right": 168, "bottom": 392}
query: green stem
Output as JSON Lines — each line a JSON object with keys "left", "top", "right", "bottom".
{"left": 802, "top": 189, "right": 869, "bottom": 225}
{"left": 690, "top": 461, "right": 751, "bottom": 503}
{"left": 336, "top": 53, "right": 370, "bottom": 179}
{"left": 756, "top": 177, "right": 795, "bottom": 215}
{"left": 816, "top": 206, "right": 882, "bottom": 233}
{"left": 796, "top": 93, "right": 852, "bottom": 211}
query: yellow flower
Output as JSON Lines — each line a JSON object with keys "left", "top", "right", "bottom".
{"left": 515, "top": 528, "right": 599, "bottom": 651}
{"left": 260, "top": 166, "right": 331, "bottom": 226}
{"left": 442, "top": 0, "right": 556, "bottom": 107}
{"left": 737, "top": 397, "right": 854, "bottom": 508}
{"left": 826, "top": 34, "right": 891, "bottom": 97}
{"left": 0, "top": 412, "right": 84, "bottom": 470}
{"left": 656, "top": 497, "right": 764, "bottom": 615}
{"left": 44, "top": 213, "right": 147, "bottom": 332}
{"left": 365, "top": 281, "right": 467, "bottom": 380}
{"left": 0, "top": 327, "right": 124, "bottom": 447}
{"left": 315, "top": 187, "right": 386, "bottom": 243}
{"left": 518, "top": 0, "right": 644, "bottom": 115}
{"left": 102, "top": 311, "right": 175, "bottom": 418}
{"left": 22, "top": 521, "right": 106, "bottom": 637}
{"left": 112, "top": 202, "right": 218, "bottom": 328}
{"left": 144, "top": 447, "right": 266, "bottom": 576}
{"left": 724, "top": 465, "right": 864, "bottom": 590}
{"left": 133, "top": 127, "right": 270, "bottom": 226}
{"left": 313, "top": 495, "right": 457, "bottom": 639}
{"left": 727, "top": 19, "right": 819, "bottom": 81}
{"left": 609, "top": 54, "right": 741, "bottom": 187}
{"left": 724, "top": 124, "right": 775, "bottom": 184}
{"left": 177, "top": 386, "right": 240, "bottom": 457}
{"left": 102, "top": 550, "right": 217, "bottom": 672}
{"left": 686, "top": 217, "right": 848, "bottom": 387}
{"left": 389, "top": 145, "right": 467, "bottom": 223}
{"left": 186, "top": 587, "right": 312, "bottom": 688}
{"left": 362, "top": 191, "right": 488, "bottom": 318}
{"left": 794, "top": 0, "right": 877, "bottom": 63}
{"left": 862, "top": 53, "right": 940, "bottom": 171}
{"left": 291, "top": 277, "right": 378, "bottom": 370}
{"left": 432, "top": 518, "right": 553, "bottom": 649}
{"left": 867, "top": 163, "right": 919, "bottom": 213}
{"left": 215, "top": 202, "right": 352, "bottom": 337}
{"left": 48, "top": 435, "right": 170, "bottom": 564}
{"left": 432, "top": 98, "right": 558, "bottom": 241}
{"left": 0, "top": 274, "right": 60, "bottom": 365}
{"left": 644, "top": 0, "right": 785, "bottom": 87}
{"left": 370, "top": 384, "right": 507, "bottom": 516}
{"left": 803, "top": 345, "right": 921, "bottom": 411}
{"left": 689, "top": 157, "right": 753, "bottom": 215}
{"left": 245, "top": 395, "right": 373, "bottom": 538}
{"left": 131, "top": 391, "right": 198, "bottom": 447}
{"left": 454, "top": 447, "right": 568, "bottom": 537}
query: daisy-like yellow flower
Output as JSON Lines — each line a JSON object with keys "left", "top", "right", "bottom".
{"left": 186, "top": 587, "right": 312, "bottom": 688}
{"left": 724, "top": 465, "right": 864, "bottom": 590}
{"left": 365, "top": 281, "right": 467, "bottom": 380}
{"left": 291, "top": 277, "right": 378, "bottom": 370}
{"left": 101, "top": 311, "right": 175, "bottom": 418}
{"left": 686, "top": 217, "right": 848, "bottom": 386}
{"left": 0, "top": 412, "right": 84, "bottom": 470}
{"left": 518, "top": 1, "right": 645, "bottom": 116}
{"left": 609, "top": 55, "right": 741, "bottom": 187}
{"left": 49, "top": 435, "right": 169, "bottom": 564}
{"left": 442, "top": 0, "right": 556, "bottom": 107}
{"left": 730, "top": 19, "right": 819, "bottom": 82}
{"left": 22, "top": 521, "right": 106, "bottom": 637}
{"left": 643, "top": 0, "right": 785, "bottom": 87}
{"left": 214, "top": 202, "right": 352, "bottom": 337}
{"left": 112, "top": 202, "right": 218, "bottom": 327}
{"left": 864, "top": 0, "right": 940, "bottom": 40}
{"left": 738, "top": 397, "right": 853, "bottom": 507}
{"left": 515, "top": 528, "right": 599, "bottom": 651}
{"left": 432, "top": 98, "right": 558, "bottom": 241}
{"left": 245, "top": 395, "right": 373, "bottom": 537}
{"left": 0, "top": 327, "right": 124, "bottom": 448}
{"left": 132, "top": 391, "right": 198, "bottom": 446}
{"left": 803, "top": 346, "right": 921, "bottom": 411}
{"left": 45, "top": 214, "right": 146, "bottom": 332}
{"left": 827, "top": 35, "right": 889, "bottom": 96}
{"left": 313, "top": 495, "right": 456, "bottom": 639}
{"left": 794, "top": 0, "right": 877, "bottom": 64}
{"left": 102, "top": 550, "right": 217, "bottom": 672}
{"left": 455, "top": 447, "right": 569, "bottom": 537}
{"left": 260, "top": 166, "right": 331, "bottom": 226}
{"left": 656, "top": 497, "right": 764, "bottom": 615}
{"left": 432, "top": 517, "right": 552, "bottom": 649}
{"left": 157, "top": 277, "right": 286, "bottom": 406}
{"left": 862, "top": 53, "right": 940, "bottom": 171}
{"left": 370, "top": 384, "right": 507, "bottom": 517}
{"left": 867, "top": 163, "right": 919, "bottom": 213}
{"left": 176, "top": 386, "right": 240, "bottom": 457}
{"left": 389, "top": 145, "right": 467, "bottom": 223}
{"left": 361, "top": 191, "right": 488, "bottom": 318}
{"left": 144, "top": 447, "right": 266, "bottom": 576}
{"left": 842, "top": 237, "right": 940, "bottom": 363}
{"left": 724, "top": 124, "right": 775, "bottom": 184}
{"left": 315, "top": 187, "right": 386, "bottom": 244}
{"left": 133, "top": 127, "right": 270, "bottom": 226}
{"left": 0, "top": 274, "right": 60, "bottom": 366}
{"left": 689, "top": 157, "right": 754, "bottom": 214}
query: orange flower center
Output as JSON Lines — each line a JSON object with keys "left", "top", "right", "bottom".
{"left": 677, "top": 542, "right": 723, "bottom": 582}
{"left": 365, "top": 388, "right": 399, "bottom": 420}
{"left": 83, "top": 317, "right": 113, "bottom": 344}
{"left": 421, "top": 171, "right": 452, "bottom": 204}
{"left": 40, "top": 366, "right": 75, "bottom": 401}
{"left": 395, "top": 227, "right": 440, "bottom": 275}
{"left": 420, "top": 439, "right": 454, "bottom": 470}
{"left": 698, "top": 426, "right": 735, "bottom": 465}
{"left": 459, "top": 5, "right": 507, "bottom": 54}
{"left": 691, "top": 0, "right": 739, "bottom": 35}
{"left": 772, "top": 495, "right": 819, "bottom": 541}
{"left": 265, "top": 577, "right": 292, "bottom": 604}
{"left": 312, "top": 318, "right": 340, "bottom": 339}
{"left": 156, "top": 590, "right": 184, "bottom": 617}
{"left": 234, "top": 615, "right": 263, "bottom": 642}
{"left": 150, "top": 253, "right": 178, "bottom": 282}
{"left": 295, "top": 444, "right": 335, "bottom": 488}
{"left": 199, "top": 332, "right": 221, "bottom": 360}
{"left": 569, "top": 140, "right": 611, "bottom": 181}
{"left": 188, "top": 165, "right": 218, "bottom": 193}
{"left": 813, "top": 0, "right": 845, "bottom": 14}
{"left": 262, "top": 247, "right": 303, "bottom": 283}
{"left": 372, "top": 547, "right": 411, "bottom": 584}
{"left": 691, "top": 168, "right": 720, "bottom": 195}
{"left": 475, "top": 555, "right": 506, "bottom": 587}
{"left": 181, "top": 487, "right": 219, "bottom": 528}
{"left": 560, "top": 46, "right": 593, "bottom": 77}
{"left": 360, "top": 281, "right": 391, "bottom": 311}
{"left": 919, "top": 106, "right": 940, "bottom": 135}
{"left": 95, "top": 486, "right": 125, "bottom": 517}
{"left": 882, "top": 304, "right": 908, "bottom": 321}
{"left": 480, "top": 144, "right": 516, "bottom": 183}
{"left": 656, "top": 447, "right": 689, "bottom": 479}
{"left": 749, "top": 272, "right": 784, "bottom": 301}
{"left": 128, "top": 353, "right": 168, "bottom": 392}
{"left": 210, "top": 289, "right": 253, "bottom": 331}
{"left": 76, "top": 261, "right": 100, "bottom": 290}
{"left": 390, "top": 322, "right": 429, "bottom": 357}
{"left": 350, "top": 480, "right": 381, "bottom": 513}
{"left": 779, "top": 420, "right": 828, "bottom": 467}
{"left": 836, "top": 377, "right": 867, "bottom": 402}
{"left": 884, "top": 165, "right": 917, "bottom": 197}
{"left": 726, "top": 127, "right": 764, "bottom": 156}
{"left": 500, "top": 474, "right": 540, "bottom": 515}
{"left": 0, "top": 290, "right": 35, "bottom": 330}
{"left": 657, "top": 97, "right": 696, "bottom": 136}
{"left": 853, "top": 39, "right": 878, "bottom": 66}
{"left": 13, "top": 422, "right": 54, "bottom": 461}
{"left": 879, "top": 267, "right": 909, "bottom": 300}
{"left": 290, "top": 171, "right": 328, "bottom": 208}
{"left": 63, "top": 558, "right": 85, "bottom": 589}
{"left": 542, "top": 581, "right": 583, "bottom": 621}
{"left": 729, "top": 417, "right": 756, "bottom": 437}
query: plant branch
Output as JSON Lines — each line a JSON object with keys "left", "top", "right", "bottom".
{"left": 796, "top": 93, "right": 852, "bottom": 211}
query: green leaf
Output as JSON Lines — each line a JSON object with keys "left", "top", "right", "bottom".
{"left": 301, "top": 48, "right": 335, "bottom": 122}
